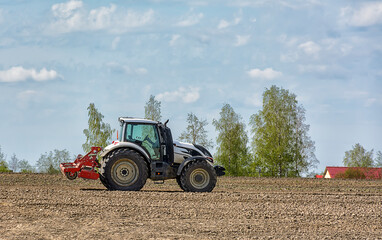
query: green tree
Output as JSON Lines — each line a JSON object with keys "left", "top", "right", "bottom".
{"left": 213, "top": 104, "right": 250, "bottom": 176}
{"left": 19, "top": 160, "right": 35, "bottom": 173}
{"left": 0, "top": 145, "right": 9, "bottom": 171}
{"left": 83, "top": 103, "right": 114, "bottom": 152}
{"left": 250, "top": 85, "right": 317, "bottom": 177}
{"left": 37, "top": 149, "right": 71, "bottom": 173}
{"left": 343, "top": 143, "right": 374, "bottom": 167}
{"left": 8, "top": 154, "right": 20, "bottom": 172}
{"left": 0, "top": 160, "right": 11, "bottom": 172}
{"left": 178, "top": 112, "right": 213, "bottom": 149}
{"left": 375, "top": 151, "right": 382, "bottom": 168}
{"left": 145, "top": 95, "right": 162, "bottom": 121}
{"left": 0, "top": 146, "right": 11, "bottom": 172}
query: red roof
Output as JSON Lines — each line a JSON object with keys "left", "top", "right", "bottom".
{"left": 315, "top": 175, "right": 323, "bottom": 178}
{"left": 324, "top": 167, "right": 382, "bottom": 179}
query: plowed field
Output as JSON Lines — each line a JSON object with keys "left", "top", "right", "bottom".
{"left": 1, "top": 173, "right": 381, "bottom": 239}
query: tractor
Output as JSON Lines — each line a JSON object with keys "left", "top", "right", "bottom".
{"left": 60, "top": 117, "right": 225, "bottom": 192}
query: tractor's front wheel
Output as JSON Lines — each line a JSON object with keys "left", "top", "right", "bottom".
{"left": 100, "top": 149, "right": 148, "bottom": 191}
{"left": 176, "top": 176, "right": 185, "bottom": 191}
{"left": 180, "top": 160, "right": 217, "bottom": 192}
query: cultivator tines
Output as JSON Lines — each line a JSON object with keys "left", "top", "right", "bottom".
{"left": 59, "top": 146, "right": 102, "bottom": 180}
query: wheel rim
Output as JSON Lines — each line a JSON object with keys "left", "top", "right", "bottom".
{"left": 111, "top": 159, "right": 139, "bottom": 187}
{"left": 189, "top": 168, "right": 210, "bottom": 189}
{"left": 66, "top": 171, "right": 77, "bottom": 180}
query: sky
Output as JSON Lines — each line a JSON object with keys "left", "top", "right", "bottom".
{"left": 0, "top": 0, "right": 381, "bottom": 173}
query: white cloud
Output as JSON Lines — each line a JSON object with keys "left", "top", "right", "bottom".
{"left": 169, "top": 34, "right": 181, "bottom": 46}
{"left": 218, "top": 19, "right": 230, "bottom": 29}
{"left": 298, "top": 41, "right": 321, "bottom": 55}
{"left": 157, "top": 87, "right": 200, "bottom": 103}
{"left": 247, "top": 68, "right": 282, "bottom": 80}
{"left": 136, "top": 68, "right": 148, "bottom": 75}
{"left": 233, "top": 0, "right": 321, "bottom": 8}
{"left": 52, "top": 0, "right": 83, "bottom": 18}
{"left": 234, "top": 35, "right": 250, "bottom": 46}
{"left": 217, "top": 15, "right": 241, "bottom": 29}
{"left": 88, "top": 4, "right": 117, "bottom": 30}
{"left": 234, "top": 17, "right": 241, "bottom": 25}
{"left": 176, "top": 13, "right": 203, "bottom": 27}
{"left": 117, "top": 9, "right": 154, "bottom": 30}
{"left": 0, "top": 66, "right": 60, "bottom": 83}
{"left": 279, "top": 34, "right": 298, "bottom": 47}
{"left": 111, "top": 36, "right": 120, "bottom": 50}
{"left": 341, "top": 2, "right": 382, "bottom": 27}
{"left": 50, "top": 1, "right": 154, "bottom": 34}
{"left": 279, "top": 0, "right": 322, "bottom": 9}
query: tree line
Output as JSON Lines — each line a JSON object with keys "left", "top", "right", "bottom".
{"left": 1, "top": 85, "right": 380, "bottom": 176}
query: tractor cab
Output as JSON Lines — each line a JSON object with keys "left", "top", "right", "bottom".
{"left": 117, "top": 117, "right": 174, "bottom": 164}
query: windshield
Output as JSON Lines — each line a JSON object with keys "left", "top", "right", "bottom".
{"left": 119, "top": 124, "right": 123, "bottom": 141}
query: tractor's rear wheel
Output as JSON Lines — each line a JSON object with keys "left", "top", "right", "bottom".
{"left": 180, "top": 160, "right": 217, "bottom": 192}
{"left": 99, "top": 174, "right": 111, "bottom": 189}
{"left": 99, "top": 149, "right": 148, "bottom": 191}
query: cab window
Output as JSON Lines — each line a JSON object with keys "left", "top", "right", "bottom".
{"left": 125, "top": 124, "right": 160, "bottom": 160}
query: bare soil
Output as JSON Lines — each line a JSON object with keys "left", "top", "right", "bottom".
{"left": 1, "top": 173, "right": 382, "bottom": 239}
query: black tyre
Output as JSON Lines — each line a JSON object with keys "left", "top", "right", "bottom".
{"left": 176, "top": 176, "right": 185, "bottom": 191}
{"left": 99, "top": 174, "right": 111, "bottom": 189}
{"left": 180, "top": 160, "right": 217, "bottom": 192}
{"left": 99, "top": 149, "right": 148, "bottom": 191}
{"left": 65, "top": 171, "right": 77, "bottom": 180}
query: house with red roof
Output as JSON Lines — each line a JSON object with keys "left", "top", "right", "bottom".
{"left": 323, "top": 166, "right": 382, "bottom": 179}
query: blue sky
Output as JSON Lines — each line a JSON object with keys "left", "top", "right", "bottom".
{"left": 0, "top": 0, "right": 381, "bottom": 173}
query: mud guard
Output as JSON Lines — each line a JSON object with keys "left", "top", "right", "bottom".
{"left": 177, "top": 156, "right": 225, "bottom": 176}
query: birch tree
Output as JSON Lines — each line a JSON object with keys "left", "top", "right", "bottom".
{"left": 83, "top": 103, "right": 114, "bottom": 152}
{"left": 343, "top": 143, "right": 374, "bottom": 168}
{"left": 213, "top": 104, "right": 250, "bottom": 176}
{"left": 250, "top": 85, "right": 317, "bottom": 177}
{"left": 178, "top": 112, "right": 213, "bottom": 149}
{"left": 144, "top": 95, "right": 162, "bottom": 121}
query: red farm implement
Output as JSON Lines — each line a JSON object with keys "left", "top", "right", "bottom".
{"left": 60, "top": 146, "right": 102, "bottom": 180}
